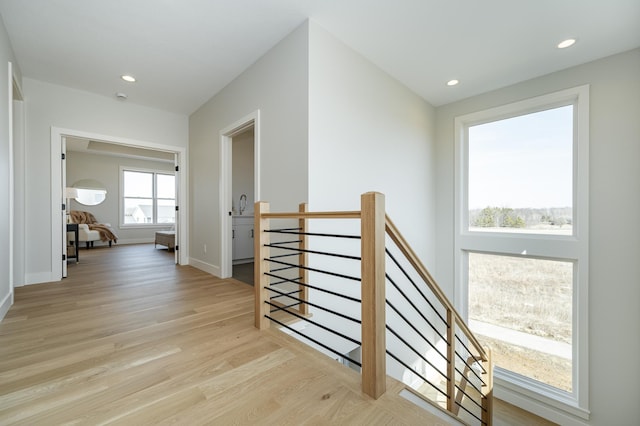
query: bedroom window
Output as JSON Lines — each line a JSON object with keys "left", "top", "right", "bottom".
{"left": 454, "top": 86, "right": 590, "bottom": 419}
{"left": 121, "top": 168, "right": 175, "bottom": 225}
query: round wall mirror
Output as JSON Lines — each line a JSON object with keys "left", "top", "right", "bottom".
{"left": 73, "top": 179, "right": 107, "bottom": 206}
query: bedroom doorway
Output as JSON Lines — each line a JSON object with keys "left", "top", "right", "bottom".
{"left": 51, "top": 128, "right": 187, "bottom": 281}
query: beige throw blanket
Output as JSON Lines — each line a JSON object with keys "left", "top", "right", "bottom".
{"left": 70, "top": 210, "right": 118, "bottom": 243}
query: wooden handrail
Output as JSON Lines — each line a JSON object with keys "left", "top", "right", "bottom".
{"left": 260, "top": 211, "right": 361, "bottom": 219}
{"left": 384, "top": 214, "right": 488, "bottom": 358}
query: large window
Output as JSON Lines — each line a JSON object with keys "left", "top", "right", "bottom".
{"left": 468, "top": 105, "right": 573, "bottom": 235}
{"left": 468, "top": 253, "right": 573, "bottom": 391}
{"left": 454, "top": 86, "right": 589, "bottom": 419}
{"left": 121, "top": 168, "right": 175, "bottom": 225}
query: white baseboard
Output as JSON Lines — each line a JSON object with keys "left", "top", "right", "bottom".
{"left": 0, "top": 290, "right": 13, "bottom": 321}
{"left": 25, "top": 272, "right": 57, "bottom": 285}
{"left": 189, "top": 257, "right": 221, "bottom": 278}
{"left": 81, "top": 238, "right": 154, "bottom": 247}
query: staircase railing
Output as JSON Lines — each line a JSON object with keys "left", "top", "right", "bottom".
{"left": 253, "top": 192, "right": 493, "bottom": 425}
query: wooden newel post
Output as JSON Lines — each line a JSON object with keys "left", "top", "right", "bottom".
{"left": 254, "top": 201, "right": 270, "bottom": 329}
{"left": 298, "top": 203, "right": 309, "bottom": 315}
{"left": 360, "top": 192, "right": 386, "bottom": 399}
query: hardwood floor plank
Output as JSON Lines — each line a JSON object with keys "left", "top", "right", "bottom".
{"left": 1, "top": 380, "right": 111, "bottom": 425}
{"left": 0, "top": 343, "right": 118, "bottom": 395}
{"left": 104, "top": 387, "right": 207, "bottom": 426}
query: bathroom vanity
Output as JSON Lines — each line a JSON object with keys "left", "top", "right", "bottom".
{"left": 232, "top": 215, "right": 254, "bottom": 264}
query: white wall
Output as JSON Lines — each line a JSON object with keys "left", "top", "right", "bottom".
{"left": 189, "top": 22, "right": 309, "bottom": 275}
{"left": 12, "top": 98, "right": 24, "bottom": 289}
{"left": 0, "top": 16, "right": 20, "bottom": 320}
{"left": 306, "top": 22, "right": 438, "bottom": 381}
{"left": 22, "top": 78, "right": 187, "bottom": 284}
{"left": 66, "top": 151, "right": 175, "bottom": 245}
{"left": 435, "top": 48, "right": 640, "bottom": 424}
{"left": 308, "top": 21, "right": 436, "bottom": 263}
{"left": 231, "top": 128, "right": 255, "bottom": 215}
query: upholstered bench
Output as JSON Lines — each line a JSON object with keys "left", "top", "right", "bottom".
{"left": 155, "top": 231, "right": 175, "bottom": 251}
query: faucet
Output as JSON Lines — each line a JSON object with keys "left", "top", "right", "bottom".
{"left": 239, "top": 194, "right": 247, "bottom": 215}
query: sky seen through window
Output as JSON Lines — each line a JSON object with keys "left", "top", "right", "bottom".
{"left": 468, "top": 105, "right": 573, "bottom": 211}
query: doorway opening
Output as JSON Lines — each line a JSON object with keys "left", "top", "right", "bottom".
{"left": 231, "top": 126, "right": 255, "bottom": 285}
{"left": 219, "top": 110, "right": 260, "bottom": 280}
{"left": 51, "top": 128, "right": 188, "bottom": 281}
{"left": 9, "top": 63, "right": 25, "bottom": 300}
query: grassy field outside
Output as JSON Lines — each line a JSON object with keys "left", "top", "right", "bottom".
{"left": 479, "top": 336, "right": 572, "bottom": 392}
{"left": 468, "top": 253, "right": 573, "bottom": 391}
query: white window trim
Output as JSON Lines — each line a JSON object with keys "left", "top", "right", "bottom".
{"left": 453, "top": 85, "right": 590, "bottom": 423}
{"left": 119, "top": 166, "right": 176, "bottom": 228}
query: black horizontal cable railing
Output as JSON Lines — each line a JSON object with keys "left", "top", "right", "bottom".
{"left": 265, "top": 299, "right": 362, "bottom": 367}
{"left": 455, "top": 334, "right": 487, "bottom": 385}
{"left": 456, "top": 401, "right": 486, "bottom": 425}
{"left": 384, "top": 250, "right": 449, "bottom": 399}
{"left": 267, "top": 284, "right": 360, "bottom": 324}
{"left": 254, "top": 195, "right": 493, "bottom": 425}
{"left": 385, "top": 328, "right": 448, "bottom": 398}
{"left": 261, "top": 221, "right": 364, "bottom": 373}
{"left": 264, "top": 243, "right": 362, "bottom": 260}
{"left": 386, "top": 272, "right": 448, "bottom": 349}
{"left": 383, "top": 223, "right": 492, "bottom": 426}
{"left": 385, "top": 299, "right": 449, "bottom": 378}
{"left": 266, "top": 272, "right": 360, "bottom": 302}
{"left": 386, "top": 248, "right": 448, "bottom": 326}
{"left": 267, "top": 258, "right": 361, "bottom": 282}
{"left": 266, "top": 316, "right": 362, "bottom": 368}
{"left": 455, "top": 365, "right": 486, "bottom": 397}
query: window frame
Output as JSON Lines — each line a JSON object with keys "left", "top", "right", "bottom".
{"left": 453, "top": 86, "right": 590, "bottom": 420}
{"left": 120, "top": 167, "right": 176, "bottom": 227}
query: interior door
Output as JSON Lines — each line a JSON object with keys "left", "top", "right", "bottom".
{"left": 173, "top": 154, "right": 179, "bottom": 264}
{"left": 61, "top": 136, "right": 68, "bottom": 277}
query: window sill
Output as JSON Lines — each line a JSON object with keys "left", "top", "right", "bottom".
{"left": 494, "top": 369, "right": 590, "bottom": 425}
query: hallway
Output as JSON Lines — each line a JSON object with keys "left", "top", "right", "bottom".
{"left": 0, "top": 244, "right": 444, "bottom": 424}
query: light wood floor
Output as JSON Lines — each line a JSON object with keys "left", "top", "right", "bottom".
{"left": 1, "top": 244, "right": 555, "bottom": 425}
{"left": 1, "top": 244, "right": 450, "bottom": 425}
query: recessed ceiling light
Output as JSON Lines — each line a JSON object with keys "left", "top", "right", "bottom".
{"left": 447, "top": 79, "right": 459, "bottom": 86}
{"left": 557, "top": 39, "right": 576, "bottom": 49}
{"left": 121, "top": 75, "right": 136, "bottom": 83}
{"left": 115, "top": 92, "right": 128, "bottom": 100}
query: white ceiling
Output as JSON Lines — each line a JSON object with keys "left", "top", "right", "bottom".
{"left": 0, "top": 0, "right": 638, "bottom": 115}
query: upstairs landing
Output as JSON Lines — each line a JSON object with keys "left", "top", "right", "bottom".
{"left": 0, "top": 244, "right": 447, "bottom": 424}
